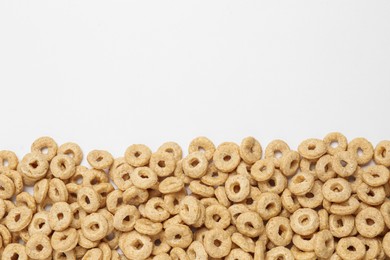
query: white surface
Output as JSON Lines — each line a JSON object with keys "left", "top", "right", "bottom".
{"left": 0, "top": 1, "right": 390, "bottom": 160}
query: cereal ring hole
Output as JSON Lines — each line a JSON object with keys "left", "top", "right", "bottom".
{"left": 305, "top": 192, "right": 314, "bottom": 198}
{"left": 154, "top": 239, "right": 161, "bottom": 246}
{"left": 174, "top": 234, "right": 182, "bottom": 240}
{"left": 336, "top": 219, "right": 344, "bottom": 227}
{"left": 308, "top": 144, "right": 316, "bottom": 150}
{"left": 11, "top": 253, "right": 19, "bottom": 260}
{"left": 233, "top": 184, "right": 240, "bottom": 193}
{"left": 298, "top": 215, "right": 309, "bottom": 225}
{"left": 366, "top": 218, "right": 375, "bottom": 226}
{"left": 36, "top": 244, "right": 43, "bottom": 251}
{"left": 347, "top": 245, "right": 356, "bottom": 252}
{"left": 331, "top": 141, "right": 339, "bottom": 148}
{"left": 340, "top": 160, "right": 348, "bottom": 167}
{"left": 330, "top": 183, "right": 343, "bottom": 192}
{"left": 278, "top": 226, "right": 287, "bottom": 237}
{"left": 223, "top": 155, "right": 231, "bottom": 161}
{"left": 41, "top": 147, "right": 49, "bottom": 155}
{"left": 275, "top": 151, "right": 282, "bottom": 159}
{"left": 268, "top": 179, "right": 276, "bottom": 187}
{"left": 213, "top": 214, "right": 221, "bottom": 222}
{"left": 293, "top": 176, "right": 305, "bottom": 184}
{"left": 29, "top": 160, "right": 39, "bottom": 169}
{"left": 213, "top": 239, "right": 222, "bottom": 247}
{"left": 266, "top": 202, "right": 276, "bottom": 210}
{"left": 90, "top": 223, "right": 100, "bottom": 231}
{"left": 2, "top": 159, "right": 8, "bottom": 167}
{"left": 190, "top": 159, "right": 199, "bottom": 167}
{"left": 133, "top": 240, "right": 144, "bottom": 250}
{"left": 57, "top": 213, "right": 64, "bottom": 220}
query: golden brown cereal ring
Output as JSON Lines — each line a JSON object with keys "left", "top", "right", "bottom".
{"left": 265, "top": 246, "right": 294, "bottom": 260}
{"left": 0, "top": 168, "right": 23, "bottom": 195}
{"left": 57, "top": 142, "right": 83, "bottom": 166}
{"left": 292, "top": 233, "right": 315, "bottom": 252}
{"left": 2, "top": 243, "right": 28, "bottom": 260}
{"left": 200, "top": 163, "right": 228, "bottom": 186}
{"left": 281, "top": 188, "right": 300, "bottom": 214}
{"left": 329, "top": 214, "right": 355, "bottom": 238}
{"left": 31, "top": 136, "right": 58, "bottom": 161}
{"left": 256, "top": 192, "right": 282, "bottom": 220}
{"left": 130, "top": 167, "right": 158, "bottom": 189}
{"left": 314, "top": 230, "right": 334, "bottom": 258}
{"left": 231, "top": 232, "right": 255, "bottom": 253}
{"left": 332, "top": 151, "right": 357, "bottom": 177}
{"left": 174, "top": 159, "right": 193, "bottom": 185}
{"left": 203, "top": 228, "right": 231, "bottom": 258}
{"left": 362, "top": 165, "right": 390, "bottom": 187}
{"left": 125, "top": 144, "right": 152, "bottom": 167}
{"left": 355, "top": 207, "right": 384, "bottom": 238}
{"left": 20, "top": 152, "right": 49, "bottom": 181}
{"left": 157, "top": 142, "right": 183, "bottom": 162}
{"left": 265, "top": 216, "right": 292, "bottom": 246}
{"left": 290, "top": 208, "right": 319, "bottom": 236}
{"left": 113, "top": 205, "right": 139, "bottom": 232}
{"left": 225, "top": 175, "right": 250, "bottom": 202}
{"left": 145, "top": 197, "right": 170, "bottom": 222}
{"left": 336, "top": 237, "right": 366, "bottom": 260}
{"left": 164, "top": 190, "right": 186, "bottom": 215}
{"left": 111, "top": 164, "right": 133, "bottom": 191}
{"left": 49, "top": 202, "right": 72, "bottom": 231}
{"left": 159, "top": 177, "right": 184, "bottom": 194}
{"left": 5, "top": 206, "right": 33, "bottom": 232}
{"left": 329, "top": 195, "right": 360, "bottom": 215}
{"left": 179, "top": 196, "right": 201, "bottom": 225}
{"left": 324, "top": 132, "right": 348, "bottom": 156}
{"left": 204, "top": 204, "right": 230, "bottom": 230}
{"left": 149, "top": 152, "right": 176, "bottom": 177}
{"left": 298, "top": 138, "right": 327, "bottom": 160}
{"left": 165, "top": 224, "right": 192, "bottom": 248}
{"left": 48, "top": 178, "right": 68, "bottom": 203}
{"left": 348, "top": 137, "right": 374, "bottom": 165}
{"left": 81, "top": 212, "right": 108, "bottom": 241}
{"left": 297, "top": 180, "right": 323, "bottom": 209}
{"left": 188, "top": 136, "right": 216, "bottom": 161}
{"left": 322, "top": 178, "right": 351, "bottom": 203}
{"left": 50, "top": 154, "right": 76, "bottom": 180}
{"left": 250, "top": 159, "right": 275, "bottom": 182}
{"left": 213, "top": 142, "right": 240, "bottom": 173}
{"left": 374, "top": 140, "right": 390, "bottom": 166}
{"left": 33, "top": 178, "right": 49, "bottom": 204}
{"left": 226, "top": 248, "right": 252, "bottom": 260}
{"left": 87, "top": 150, "right": 113, "bottom": 169}
{"left": 77, "top": 186, "right": 101, "bottom": 213}
{"left": 258, "top": 169, "right": 287, "bottom": 194}
{"left": 288, "top": 171, "right": 315, "bottom": 196}
{"left": 316, "top": 154, "right": 336, "bottom": 182}
{"left": 83, "top": 168, "right": 109, "bottom": 186}
{"left": 186, "top": 241, "right": 206, "bottom": 260}
{"left": 189, "top": 180, "right": 214, "bottom": 198}
{"left": 0, "top": 150, "right": 18, "bottom": 170}
{"left": 0, "top": 174, "right": 15, "bottom": 199}
{"left": 182, "top": 152, "right": 208, "bottom": 179}
{"left": 279, "top": 150, "right": 300, "bottom": 177}
{"left": 236, "top": 211, "right": 264, "bottom": 238}
{"left": 135, "top": 218, "right": 163, "bottom": 236}
{"left": 26, "top": 233, "right": 52, "bottom": 259}
{"left": 28, "top": 211, "right": 51, "bottom": 236}
{"left": 356, "top": 182, "right": 385, "bottom": 206}
{"left": 119, "top": 231, "right": 153, "bottom": 260}
{"left": 239, "top": 136, "right": 262, "bottom": 165}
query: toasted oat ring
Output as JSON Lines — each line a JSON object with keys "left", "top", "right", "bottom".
{"left": 258, "top": 169, "right": 287, "bottom": 194}
{"left": 324, "top": 132, "right": 348, "bottom": 156}
{"left": 182, "top": 152, "right": 208, "bottom": 179}
{"left": 298, "top": 138, "right": 327, "bottom": 160}
{"left": 82, "top": 248, "right": 102, "bottom": 259}
{"left": 332, "top": 151, "right": 358, "bottom": 177}
{"left": 225, "top": 175, "right": 250, "bottom": 202}
{"left": 383, "top": 232, "right": 390, "bottom": 257}
{"left": 119, "top": 231, "right": 153, "bottom": 260}
{"left": 0, "top": 174, "right": 15, "bottom": 200}
{"left": 357, "top": 235, "right": 380, "bottom": 259}
{"left": 203, "top": 228, "right": 231, "bottom": 258}
{"left": 265, "top": 246, "right": 294, "bottom": 260}
{"left": 2, "top": 243, "right": 28, "bottom": 260}
{"left": 239, "top": 136, "right": 262, "bottom": 165}
{"left": 87, "top": 150, "right": 113, "bottom": 169}
{"left": 226, "top": 248, "right": 252, "bottom": 260}
{"left": 213, "top": 142, "right": 240, "bottom": 173}
{"left": 5, "top": 206, "right": 33, "bottom": 232}
{"left": 355, "top": 207, "right": 384, "bottom": 238}
{"left": 77, "top": 186, "right": 101, "bottom": 213}
{"left": 50, "top": 154, "right": 76, "bottom": 180}
{"left": 49, "top": 202, "right": 72, "bottom": 231}
{"left": 81, "top": 213, "right": 108, "bottom": 241}
{"left": 157, "top": 142, "right": 183, "bottom": 162}
{"left": 228, "top": 204, "right": 250, "bottom": 225}
{"left": 214, "top": 186, "right": 231, "bottom": 208}
{"left": 33, "top": 179, "right": 49, "bottom": 204}
{"left": 149, "top": 152, "right": 176, "bottom": 177}
{"left": 125, "top": 144, "right": 152, "bottom": 167}
{"left": 0, "top": 150, "right": 18, "bottom": 170}
{"left": 77, "top": 229, "right": 99, "bottom": 249}
{"left": 380, "top": 200, "right": 390, "bottom": 229}
{"left": 318, "top": 209, "right": 329, "bottom": 231}
{"left": 279, "top": 151, "right": 300, "bottom": 177}
{"left": 145, "top": 197, "right": 170, "bottom": 222}
{"left": 188, "top": 136, "right": 216, "bottom": 161}
{"left": 316, "top": 154, "right": 336, "bottom": 182}
{"left": 322, "top": 178, "right": 351, "bottom": 203}
{"left": 290, "top": 245, "right": 317, "bottom": 260}
{"left": 0, "top": 223, "right": 11, "bottom": 248}
{"left": 130, "top": 167, "right": 157, "bottom": 189}
{"left": 329, "top": 195, "right": 360, "bottom": 215}
{"left": 15, "top": 192, "right": 36, "bottom": 213}
{"left": 329, "top": 214, "right": 354, "bottom": 238}
{"left": 250, "top": 159, "right": 275, "bottom": 182}
{"left": 200, "top": 163, "right": 228, "bottom": 186}
{"left": 265, "top": 216, "right": 292, "bottom": 246}
{"left": 189, "top": 180, "right": 214, "bottom": 198}
{"left": 83, "top": 167, "right": 109, "bottom": 185}
{"left": 135, "top": 218, "right": 162, "bottom": 236}
{"left": 123, "top": 186, "right": 149, "bottom": 206}
{"left": 336, "top": 237, "right": 366, "bottom": 260}
{"left": 113, "top": 205, "right": 139, "bottom": 232}
{"left": 374, "top": 140, "right": 390, "bottom": 166}
{"left": 265, "top": 140, "right": 290, "bottom": 166}
{"left": 151, "top": 232, "right": 171, "bottom": 255}
{"left": 28, "top": 211, "right": 51, "bottom": 236}
{"left": 288, "top": 171, "right": 314, "bottom": 196}
{"left": 256, "top": 192, "right": 282, "bottom": 221}
{"left": 179, "top": 196, "right": 201, "bottom": 225}
{"left": 186, "top": 241, "right": 208, "bottom": 260}
{"left": 362, "top": 165, "right": 390, "bottom": 187}
{"left": 20, "top": 152, "right": 49, "bottom": 181}
{"left": 314, "top": 230, "right": 334, "bottom": 258}
{"left": 281, "top": 188, "right": 300, "bottom": 213}
{"left": 297, "top": 180, "right": 323, "bottom": 209}
{"left": 57, "top": 142, "right": 83, "bottom": 165}
{"left": 290, "top": 208, "right": 319, "bottom": 236}
{"left": 70, "top": 202, "right": 87, "bottom": 229}
{"left": 111, "top": 164, "right": 133, "bottom": 191}
{"left": 292, "top": 233, "right": 315, "bottom": 252}
{"left": 235, "top": 211, "right": 263, "bottom": 238}
{"left": 164, "top": 190, "right": 186, "bottom": 215}
{"left": 26, "top": 233, "right": 52, "bottom": 259}
{"left": 356, "top": 182, "right": 385, "bottom": 206}
{"left": 165, "top": 224, "right": 192, "bottom": 248}
{"left": 231, "top": 232, "right": 255, "bottom": 253}
{"left": 348, "top": 137, "right": 374, "bottom": 165}
{"left": 48, "top": 178, "right": 68, "bottom": 203}
{"left": 237, "top": 161, "right": 257, "bottom": 185}
{"left": 159, "top": 177, "right": 184, "bottom": 194}
{"left": 31, "top": 136, "right": 58, "bottom": 161}
{"left": 299, "top": 158, "right": 317, "bottom": 179}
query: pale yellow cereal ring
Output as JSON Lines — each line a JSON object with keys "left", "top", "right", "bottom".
{"left": 111, "top": 163, "right": 133, "bottom": 191}
{"left": 170, "top": 247, "right": 189, "bottom": 260}
{"left": 200, "top": 163, "right": 228, "bottom": 186}
{"left": 51, "top": 228, "right": 79, "bottom": 252}
{"left": 361, "top": 165, "right": 390, "bottom": 187}
{"left": 49, "top": 202, "right": 72, "bottom": 231}
{"left": 380, "top": 199, "right": 390, "bottom": 229}
{"left": 20, "top": 152, "right": 49, "bottom": 182}
{"left": 157, "top": 142, "right": 183, "bottom": 162}
{"left": 0, "top": 150, "right": 18, "bottom": 170}
{"left": 323, "top": 132, "right": 348, "bottom": 156}
{"left": 329, "top": 195, "right": 360, "bottom": 215}
{"left": 299, "top": 158, "right": 318, "bottom": 179}
{"left": 322, "top": 178, "right": 351, "bottom": 203}
{"left": 214, "top": 186, "right": 231, "bottom": 208}
{"left": 279, "top": 150, "right": 300, "bottom": 177}
{"left": 357, "top": 235, "right": 380, "bottom": 260}
{"left": 226, "top": 248, "right": 253, "bottom": 260}
{"left": 281, "top": 188, "right": 300, "bottom": 213}
{"left": 265, "top": 140, "right": 290, "bottom": 167}
{"left": 356, "top": 182, "right": 385, "bottom": 206}
{"left": 164, "top": 190, "right": 186, "bottom": 215}
{"left": 48, "top": 178, "right": 68, "bottom": 203}
{"left": 5, "top": 206, "right": 33, "bottom": 232}
{"left": 231, "top": 232, "right": 255, "bottom": 253}
{"left": 332, "top": 151, "right": 357, "bottom": 177}
{"left": 123, "top": 186, "right": 149, "bottom": 206}
{"left": 28, "top": 211, "right": 51, "bottom": 236}
{"left": 130, "top": 166, "right": 158, "bottom": 189}
{"left": 77, "top": 186, "right": 101, "bottom": 213}
{"left": 145, "top": 197, "right": 170, "bottom": 222}
{"left": 204, "top": 204, "right": 230, "bottom": 229}
{"left": 26, "top": 233, "right": 52, "bottom": 259}
{"left": 149, "top": 152, "right": 176, "bottom": 177}
{"left": 113, "top": 205, "right": 139, "bottom": 232}
{"left": 119, "top": 231, "right": 153, "bottom": 259}
{"left": 265, "top": 246, "right": 294, "bottom": 260}
{"left": 258, "top": 169, "right": 287, "bottom": 194}
{"left": 186, "top": 241, "right": 207, "bottom": 260}
{"left": 33, "top": 178, "right": 49, "bottom": 204}
{"left": 329, "top": 214, "right": 354, "bottom": 238}
{"left": 2, "top": 243, "right": 28, "bottom": 260}
{"left": 182, "top": 152, "right": 208, "bottom": 179}
{"left": 57, "top": 142, "right": 83, "bottom": 165}
{"left": 236, "top": 211, "right": 264, "bottom": 238}
{"left": 189, "top": 180, "right": 214, "bottom": 198}
{"left": 256, "top": 192, "right": 282, "bottom": 220}
{"left": 50, "top": 154, "right": 76, "bottom": 180}
{"left": 316, "top": 154, "right": 336, "bottom": 182}
{"left": 228, "top": 204, "right": 250, "bottom": 225}
{"left": 0, "top": 174, "right": 15, "bottom": 200}
{"left": 297, "top": 180, "right": 323, "bottom": 209}
{"left": 382, "top": 232, "right": 390, "bottom": 257}
{"left": 314, "top": 229, "right": 334, "bottom": 258}
{"left": 288, "top": 171, "right": 315, "bottom": 196}
{"left": 165, "top": 224, "right": 193, "bottom": 248}
{"left": 135, "top": 218, "right": 163, "bottom": 236}
{"left": 292, "top": 233, "right": 315, "bottom": 252}
{"left": 290, "top": 245, "right": 317, "bottom": 260}
{"left": 250, "top": 159, "right": 275, "bottom": 182}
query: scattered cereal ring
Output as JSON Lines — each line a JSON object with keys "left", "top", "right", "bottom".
{"left": 125, "top": 144, "right": 152, "bottom": 167}
{"left": 298, "top": 138, "right": 327, "bottom": 160}
{"left": 348, "top": 137, "right": 374, "bottom": 165}
{"left": 239, "top": 136, "right": 262, "bottom": 165}
{"left": 290, "top": 208, "right": 319, "bottom": 236}
{"left": 87, "top": 150, "right": 113, "bottom": 169}
{"left": 203, "top": 228, "right": 231, "bottom": 258}
{"left": 213, "top": 142, "right": 240, "bottom": 173}
{"left": 31, "top": 136, "right": 58, "bottom": 161}
{"left": 336, "top": 237, "right": 366, "bottom": 260}
{"left": 355, "top": 207, "right": 384, "bottom": 238}
{"left": 188, "top": 136, "right": 216, "bottom": 161}
{"left": 323, "top": 132, "right": 348, "bottom": 156}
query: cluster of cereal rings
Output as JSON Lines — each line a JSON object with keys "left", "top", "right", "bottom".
{"left": 0, "top": 134, "right": 390, "bottom": 259}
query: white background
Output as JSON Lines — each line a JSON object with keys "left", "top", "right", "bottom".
{"left": 0, "top": 1, "right": 389, "bottom": 161}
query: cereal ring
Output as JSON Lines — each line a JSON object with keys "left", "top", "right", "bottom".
{"left": 0, "top": 174, "right": 15, "bottom": 199}
{"left": 0, "top": 223, "right": 11, "bottom": 248}
{"left": 105, "top": 190, "right": 123, "bottom": 214}
{"left": 188, "top": 136, "right": 216, "bottom": 161}
{"left": 292, "top": 233, "right": 315, "bottom": 252}
{"left": 75, "top": 246, "right": 88, "bottom": 258}
{"left": 203, "top": 228, "right": 231, "bottom": 258}
{"left": 265, "top": 140, "right": 290, "bottom": 167}
{"left": 81, "top": 213, "right": 108, "bottom": 241}
{"left": 258, "top": 169, "right": 287, "bottom": 194}
{"left": 316, "top": 154, "right": 336, "bottom": 182}
{"left": 357, "top": 235, "right": 380, "bottom": 260}
{"left": 5, "top": 206, "right": 33, "bottom": 232}
{"left": 322, "top": 178, "right": 351, "bottom": 203}
{"left": 383, "top": 232, "right": 390, "bottom": 257}
{"left": 179, "top": 196, "right": 201, "bottom": 225}
{"left": 374, "top": 140, "right": 390, "bottom": 166}
{"left": 123, "top": 186, "right": 149, "bottom": 206}
{"left": 228, "top": 204, "right": 250, "bottom": 225}
{"left": 254, "top": 240, "right": 266, "bottom": 260}
{"left": 290, "top": 245, "right": 317, "bottom": 260}
{"left": 20, "top": 152, "right": 49, "bottom": 182}
{"left": 82, "top": 248, "right": 102, "bottom": 259}
{"left": 265, "top": 246, "right": 294, "bottom": 260}
{"left": 256, "top": 192, "right": 282, "bottom": 221}
{"left": 236, "top": 211, "right": 264, "bottom": 237}
{"left": 348, "top": 137, "right": 374, "bottom": 165}
{"left": 149, "top": 152, "right": 176, "bottom": 177}
{"left": 182, "top": 152, "right": 208, "bottom": 179}
{"left": 213, "top": 142, "right": 240, "bottom": 173}
{"left": 151, "top": 232, "right": 171, "bottom": 255}
{"left": 164, "top": 190, "right": 186, "bottom": 215}
{"left": 355, "top": 207, "right": 384, "bottom": 238}
{"left": 49, "top": 202, "right": 72, "bottom": 231}
{"left": 314, "top": 230, "right": 334, "bottom": 258}
{"left": 28, "top": 211, "right": 51, "bottom": 236}
{"left": 2, "top": 243, "right": 28, "bottom": 260}
{"left": 214, "top": 186, "right": 231, "bottom": 208}
{"left": 53, "top": 249, "right": 76, "bottom": 260}
{"left": 165, "top": 224, "right": 192, "bottom": 248}
{"left": 0, "top": 150, "right": 18, "bottom": 170}
{"left": 130, "top": 167, "right": 158, "bottom": 189}
{"left": 33, "top": 179, "right": 49, "bottom": 204}
{"left": 31, "top": 136, "right": 58, "bottom": 161}
{"left": 125, "top": 144, "right": 152, "bottom": 167}
{"left": 26, "top": 233, "right": 52, "bottom": 259}
{"left": 157, "top": 142, "right": 183, "bottom": 162}
{"left": 225, "top": 175, "right": 250, "bottom": 202}
{"left": 250, "top": 159, "right": 275, "bottom": 182}
{"left": 69, "top": 202, "right": 87, "bottom": 229}
{"left": 189, "top": 180, "right": 214, "bottom": 198}
{"left": 50, "top": 154, "right": 76, "bottom": 180}
{"left": 281, "top": 188, "right": 300, "bottom": 213}
{"left": 380, "top": 200, "right": 390, "bottom": 229}
{"left": 362, "top": 165, "right": 390, "bottom": 187}
{"left": 288, "top": 171, "right": 315, "bottom": 196}
{"left": 186, "top": 241, "right": 207, "bottom": 259}
{"left": 135, "top": 218, "right": 162, "bottom": 236}
{"left": 200, "top": 163, "right": 228, "bottom": 186}
{"left": 119, "top": 231, "right": 153, "bottom": 260}
{"left": 226, "top": 248, "right": 252, "bottom": 260}
{"left": 299, "top": 158, "right": 317, "bottom": 179}
{"left": 159, "top": 177, "right": 184, "bottom": 194}
{"left": 329, "top": 195, "right": 360, "bottom": 215}
{"left": 77, "top": 186, "right": 101, "bottom": 213}
{"left": 111, "top": 164, "right": 134, "bottom": 191}
{"left": 279, "top": 150, "right": 300, "bottom": 177}
{"left": 231, "top": 232, "right": 255, "bottom": 253}
{"left": 265, "top": 216, "right": 292, "bottom": 246}
{"left": 239, "top": 136, "right": 262, "bottom": 165}
{"left": 57, "top": 142, "right": 83, "bottom": 165}
{"left": 297, "top": 180, "right": 323, "bottom": 209}
{"left": 145, "top": 197, "right": 170, "bottom": 222}
{"left": 332, "top": 151, "right": 358, "bottom": 177}
{"left": 83, "top": 168, "right": 109, "bottom": 186}
{"left": 329, "top": 214, "right": 354, "bottom": 238}
{"left": 48, "top": 178, "right": 68, "bottom": 203}
{"left": 290, "top": 208, "right": 319, "bottom": 236}
{"left": 113, "top": 205, "right": 139, "bottom": 232}
{"left": 87, "top": 150, "right": 113, "bottom": 169}
{"left": 324, "top": 132, "right": 348, "bottom": 156}
{"left": 336, "top": 237, "right": 366, "bottom": 260}
{"left": 298, "top": 138, "right": 327, "bottom": 160}
{"left": 356, "top": 182, "right": 385, "bottom": 206}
